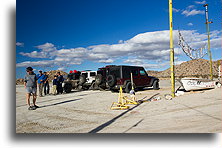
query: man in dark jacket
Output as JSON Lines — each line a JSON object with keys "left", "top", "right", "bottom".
{"left": 43, "top": 72, "right": 50, "bottom": 95}
{"left": 56, "top": 71, "right": 64, "bottom": 94}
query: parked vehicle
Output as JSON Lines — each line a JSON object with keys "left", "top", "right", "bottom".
{"left": 95, "top": 65, "right": 159, "bottom": 93}
{"left": 80, "top": 70, "right": 97, "bottom": 90}
{"left": 63, "top": 71, "right": 86, "bottom": 93}
{"left": 63, "top": 70, "right": 97, "bottom": 93}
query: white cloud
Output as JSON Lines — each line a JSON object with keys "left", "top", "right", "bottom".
{"left": 182, "top": 9, "right": 205, "bottom": 16}
{"left": 123, "top": 58, "right": 169, "bottom": 69}
{"left": 195, "top": 1, "right": 206, "bottom": 4}
{"left": 16, "top": 42, "right": 24, "bottom": 47}
{"left": 98, "top": 59, "right": 114, "bottom": 63}
{"left": 17, "top": 30, "right": 221, "bottom": 69}
{"left": 35, "top": 42, "right": 56, "bottom": 52}
{"left": 187, "top": 5, "right": 195, "bottom": 9}
{"left": 58, "top": 67, "right": 66, "bottom": 71}
{"left": 16, "top": 60, "right": 55, "bottom": 67}
{"left": 19, "top": 51, "right": 48, "bottom": 58}
{"left": 187, "top": 23, "right": 193, "bottom": 26}
{"left": 172, "top": 8, "right": 180, "bottom": 12}
{"left": 175, "top": 60, "right": 186, "bottom": 65}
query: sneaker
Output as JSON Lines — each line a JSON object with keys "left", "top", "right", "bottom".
{"left": 28, "top": 106, "right": 36, "bottom": 110}
{"left": 34, "top": 105, "right": 40, "bottom": 108}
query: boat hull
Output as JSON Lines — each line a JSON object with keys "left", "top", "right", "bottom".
{"left": 181, "top": 78, "right": 216, "bottom": 91}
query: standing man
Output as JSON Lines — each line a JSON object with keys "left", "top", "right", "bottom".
{"left": 36, "top": 70, "right": 46, "bottom": 97}
{"left": 52, "top": 75, "right": 58, "bottom": 95}
{"left": 43, "top": 72, "right": 50, "bottom": 95}
{"left": 56, "top": 71, "right": 64, "bottom": 94}
{"left": 24, "top": 67, "right": 38, "bottom": 110}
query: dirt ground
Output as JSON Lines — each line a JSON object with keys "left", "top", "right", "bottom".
{"left": 16, "top": 80, "right": 222, "bottom": 133}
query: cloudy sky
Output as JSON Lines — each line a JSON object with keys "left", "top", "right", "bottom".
{"left": 16, "top": 0, "right": 221, "bottom": 78}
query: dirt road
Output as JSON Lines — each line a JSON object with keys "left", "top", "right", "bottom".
{"left": 16, "top": 80, "right": 222, "bottom": 133}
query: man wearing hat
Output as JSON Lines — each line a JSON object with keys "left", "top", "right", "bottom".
{"left": 36, "top": 70, "right": 46, "bottom": 97}
{"left": 24, "top": 67, "right": 38, "bottom": 110}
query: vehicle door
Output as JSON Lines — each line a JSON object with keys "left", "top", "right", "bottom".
{"left": 138, "top": 68, "right": 151, "bottom": 87}
{"left": 130, "top": 69, "right": 140, "bottom": 86}
{"left": 89, "top": 71, "right": 96, "bottom": 83}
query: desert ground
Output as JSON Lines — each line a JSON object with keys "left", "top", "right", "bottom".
{"left": 16, "top": 80, "right": 222, "bottom": 133}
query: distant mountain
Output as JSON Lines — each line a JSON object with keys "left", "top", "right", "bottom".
{"left": 147, "top": 59, "right": 221, "bottom": 79}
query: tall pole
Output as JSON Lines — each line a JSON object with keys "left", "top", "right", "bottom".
{"left": 204, "top": 4, "right": 213, "bottom": 80}
{"left": 169, "top": 0, "right": 175, "bottom": 97}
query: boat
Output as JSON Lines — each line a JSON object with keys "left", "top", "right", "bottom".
{"left": 180, "top": 77, "right": 216, "bottom": 91}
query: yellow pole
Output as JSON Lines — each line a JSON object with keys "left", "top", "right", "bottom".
{"left": 169, "top": 0, "right": 175, "bottom": 97}
{"left": 204, "top": 4, "right": 213, "bottom": 80}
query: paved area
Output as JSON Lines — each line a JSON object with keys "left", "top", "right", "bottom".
{"left": 16, "top": 80, "right": 222, "bottom": 133}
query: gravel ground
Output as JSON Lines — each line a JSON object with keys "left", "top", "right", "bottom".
{"left": 16, "top": 80, "right": 222, "bottom": 133}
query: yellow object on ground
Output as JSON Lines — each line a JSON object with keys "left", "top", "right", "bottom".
{"left": 110, "top": 86, "right": 130, "bottom": 110}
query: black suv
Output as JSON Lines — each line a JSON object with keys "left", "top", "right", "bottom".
{"left": 94, "top": 65, "right": 159, "bottom": 93}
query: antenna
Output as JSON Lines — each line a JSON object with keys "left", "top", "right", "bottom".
{"left": 203, "top": 3, "right": 213, "bottom": 80}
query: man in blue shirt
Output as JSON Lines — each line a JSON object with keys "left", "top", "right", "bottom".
{"left": 36, "top": 70, "right": 46, "bottom": 97}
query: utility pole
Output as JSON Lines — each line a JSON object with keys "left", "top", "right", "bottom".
{"left": 203, "top": 4, "right": 213, "bottom": 80}
{"left": 169, "top": 0, "right": 175, "bottom": 97}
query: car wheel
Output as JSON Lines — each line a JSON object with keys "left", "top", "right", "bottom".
{"left": 64, "top": 83, "right": 72, "bottom": 93}
{"left": 77, "top": 85, "right": 83, "bottom": 91}
{"left": 107, "top": 75, "right": 116, "bottom": 87}
{"left": 153, "top": 80, "right": 159, "bottom": 90}
{"left": 79, "top": 75, "right": 86, "bottom": 85}
{"left": 125, "top": 82, "right": 132, "bottom": 93}
{"left": 95, "top": 74, "right": 103, "bottom": 85}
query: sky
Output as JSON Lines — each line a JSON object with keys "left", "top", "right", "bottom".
{"left": 16, "top": 0, "right": 222, "bottom": 78}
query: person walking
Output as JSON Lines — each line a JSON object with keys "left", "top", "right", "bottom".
{"left": 43, "top": 72, "right": 50, "bottom": 95}
{"left": 24, "top": 67, "right": 38, "bottom": 110}
{"left": 52, "top": 75, "right": 58, "bottom": 95}
{"left": 36, "top": 70, "right": 46, "bottom": 97}
{"left": 56, "top": 71, "right": 64, "bottom": 94}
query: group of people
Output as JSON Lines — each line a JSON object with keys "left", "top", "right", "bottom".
{"left": 24, "top": 67, "right": 64, "bottom": 110}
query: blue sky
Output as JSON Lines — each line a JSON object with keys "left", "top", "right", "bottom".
{"left": 16, "top": 0, "right": 221, "bottom": 78}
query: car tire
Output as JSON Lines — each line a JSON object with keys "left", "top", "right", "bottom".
{"left": 125, "top": 82, "right": 132, "bottom": 93}
{"left": 107, "top": 75, "right": 116, "bottom": 87}
{"left": 77, "top": 85, "right": 83, "bottom": 91}
{"left": 153, "top": 80, "right": 159, "bottom": 90}
{"left": 79, "top": 75, "right": 86, "bottom": 85}
{"left": 95, "top": 74, "right": 103, "bottom": 85}
{"left": 64, "top": 83, "right": 72, "bottom": 93}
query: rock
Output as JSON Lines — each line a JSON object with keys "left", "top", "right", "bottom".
{"left": 165, "top": 94, "right": 172, "bottom": 100}
{"left": 175, "top": 91, "right": 185, "bottom": 96}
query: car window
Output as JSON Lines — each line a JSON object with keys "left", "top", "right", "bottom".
{"left": 82, "top": 73, "right": 88, "bottom": 78}
{"left": 139, "top": 70, "right": 146, "bottom": 76}
{"left": 90, "top": 72, "right": 96, "bottom": 76}
{"left": 109, "top": 67, "right": 120, "bottom": 78}
{"left": 131, "top": 69, "right": 138, "bottom": 76}
{"left": 122, "top": 67, "right": 130, "bottom": 78}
